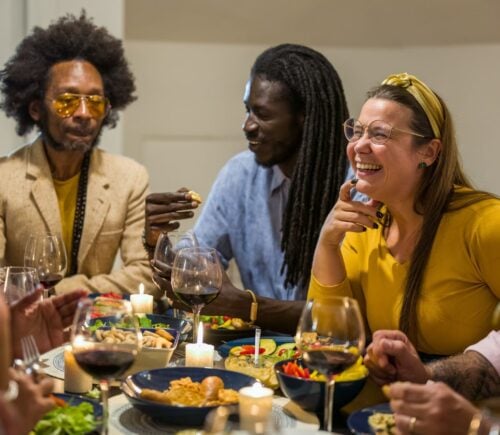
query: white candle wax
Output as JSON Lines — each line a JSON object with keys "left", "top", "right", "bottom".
{"left": 238, "top": 383, "right": 274, "bottom": 432}
{"left": 185, "top": 342, "right": 214, "bottom": 367}
{"left": 130, "top": 283, "right": 153, "bottom": 314}
{"left": 64, "top": 345, "right": 92, "bottom": 393}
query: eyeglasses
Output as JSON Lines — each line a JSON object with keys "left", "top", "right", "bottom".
{"left": 50, "top": 93, "right": 110, "bottom": 119}
{"left": 343, "top": 117, "right": 426, "bottom": 145}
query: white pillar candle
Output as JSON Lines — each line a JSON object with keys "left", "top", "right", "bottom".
{"left": 64, "top": 345, "right": 92, "bottom": 394}
{"left": 130, "top": 283, "right": 153, "bottom": 314}
{"left": 185, "top": 322, "right": 214, "bottom": 367}
{"left": 238, "top": 383, "right": 274, "bottom": 433}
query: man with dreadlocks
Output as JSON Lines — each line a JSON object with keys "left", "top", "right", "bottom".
{"left": 0, "top": 13, "right": 158, "bottom": 298}
{"left": 145, "top": 44, "right": 362, "bottom": 332}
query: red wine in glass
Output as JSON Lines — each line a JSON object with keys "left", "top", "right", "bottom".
{"left": 296, "top": 297, "right": 365, "bottom": 433}
{"left": 74, "top": 348, "right": 136, "bottom": 379}
{"left": 303, "top": 349, "right": 359, "bottom": 376}
{"left": 71, "top": 298, "right": 141, "bottom": 435}
{"left": 173, "top": 286, "right": 220, "bottom": 309}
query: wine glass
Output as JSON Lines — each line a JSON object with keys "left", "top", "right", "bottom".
{"left": 171, "top": 247, "right": 223, "bottom": 342}
{"left": 24, "top": 233, "right": 67, "bottom": 298}
{"left": 153, "top": 229, "right": 198, "bottom": 282}
{"left": 295, "top": 297, "right": 366, "bottom": 432}
{"left": 0, "top": 266, "right": 39, "bottom": 305}
{"left": 71, "top": 298, "right": 141, "bottom": 434}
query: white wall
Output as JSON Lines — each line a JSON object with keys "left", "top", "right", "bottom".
{"left": 125, "top": 41, "right": 500, "bottom": 198}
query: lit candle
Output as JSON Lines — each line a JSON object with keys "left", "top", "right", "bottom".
{"left": 185, "top": 322, "right": 214, "bottom": 367}
{"left": 238, "top": 382, "right": 274, "bottom": 433}
{"left": 64, "top": 345, "right": 92, "bottom": 393}
{"left": 130, "top": 283, "right": 153, "bottom": 314}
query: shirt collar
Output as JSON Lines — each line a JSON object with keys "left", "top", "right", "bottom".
{"left": 270, "top": 164, "right": 290, "bottom": 195}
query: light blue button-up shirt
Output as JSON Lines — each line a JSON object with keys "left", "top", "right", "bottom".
{"left": 194, "top": 151, "right": 362, "bottom": 301}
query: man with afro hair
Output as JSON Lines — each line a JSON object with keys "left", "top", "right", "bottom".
{"left": 0, "top": 12, "right": 158, "bottom": 298}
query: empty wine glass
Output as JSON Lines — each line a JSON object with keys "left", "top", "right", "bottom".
{"left": 0, "top": 266, "right": 39, "bottom": 305}
{"left": 295, "top": 297, "right": 366, "bottom": 432}
{"left": 153, "top": 229, "right": 199, "bottom": 277}
{"left": 171, "top": 247, "right": 223, "bottom": 342}
{"left": 24, "top": 233, "right": 67, "bottom": 298}
{"left": 71, "top": 298, "right": 141, "bottom": 434}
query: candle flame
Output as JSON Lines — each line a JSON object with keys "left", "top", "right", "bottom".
{"left": 138, "top": 283, "right": 144, "bottom": 295}
{"left": 197, "top": 321, "right": 204, "bottom": 344}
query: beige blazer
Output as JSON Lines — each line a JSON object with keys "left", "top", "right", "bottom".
{"left": 0, "top": 138, "right": 159, "bottom": 298}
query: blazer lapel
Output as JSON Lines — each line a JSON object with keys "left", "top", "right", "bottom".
{"left": 28, "top": 139, "right": 62, "bottom": 235}
{"left": 77, "top": 150, "right": 111, "bottom": 267}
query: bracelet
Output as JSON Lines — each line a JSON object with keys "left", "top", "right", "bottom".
{"left": 142, "top": 229, "right": 156, "bottom": 257}
{"left": 468, "top": 412, "right": 483, "bottom": 435}
{"left": 2, "top": 380, "right": 18, "bottom": 402}
{"left": 245, "top": 289, "right": 258, "bottom": 323}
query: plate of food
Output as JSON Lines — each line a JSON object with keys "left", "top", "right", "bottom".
{"left": 121, "top": 367, "right": 256, "bottom": 426}
{"left": 220, "top": 337, "right": 299, "bottom": 389}
{"left": 199, "top": 315, "right": 257, "bottom": 346}
{"left": 347, "top": 402, "right": 395, "bottom": 435}
{"left": 31, "top": 393, "right": 102, "bottom": 434}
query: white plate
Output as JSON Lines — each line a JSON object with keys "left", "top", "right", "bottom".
{"left": 107, "top": 395, "right": 326, "bottom": 435}
{"left": 40, "top": 345, "right": 65, "bottom": 379}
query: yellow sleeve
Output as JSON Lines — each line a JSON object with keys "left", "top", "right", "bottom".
{"left": 307, "top": 273, "right": 353, "bottom": 300}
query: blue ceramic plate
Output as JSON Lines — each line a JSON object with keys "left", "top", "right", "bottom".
{"left": 122, "top": 367, "right": 256, "bottom": 426}
{"left": 51, "top": 393, "right": 102, "bottom": 433}
{"left": 347, "top": 402, "right": 392, "bottom": 434}
{"left": 218, "top": 336, "right": 295, "bottom": 357}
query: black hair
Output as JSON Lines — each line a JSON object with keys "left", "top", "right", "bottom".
{"left": 0, "top": 11, "right": 136, "bottom": 136}
{"left": 251, "top": 44, "right": 349, "bottom": 293}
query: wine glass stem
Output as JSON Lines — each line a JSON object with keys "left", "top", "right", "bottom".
{"left": 192, "top": 307, "right": 202, "bottom": 343}
{"left": 100, "top": 379, "right": 110, "bottom": 435}
{"left": 324, "top": 377, "right": 335, "bottom": 432}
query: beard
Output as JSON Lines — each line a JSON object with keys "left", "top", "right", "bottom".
{"left": 39, "top": 106, "right": 103, "bottom": 153}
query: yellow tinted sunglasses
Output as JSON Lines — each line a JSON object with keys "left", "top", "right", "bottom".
{"left": 51, "top": 93, "right": 110, "bottom": 118}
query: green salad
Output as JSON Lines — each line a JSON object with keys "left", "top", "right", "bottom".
{"left": 31, "top": 401, "right": 97, "bottom": 435}
{"left": 89, "top": 316, "right": 170, "bottom": 332}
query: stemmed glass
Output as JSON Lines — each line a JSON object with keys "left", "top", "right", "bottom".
{"left": 71, "top": 298, "right": 141, "bottom": 434}
{"left": 153, "top": 229, "right": 199, "bottom": 283}
{"left": 171, "top": 247, "right": 223, "bottom": 342}
{"left": 0, "top": 266, "right": 39, "bottom": 305}
{"left": 24, "top": 234, "right": 67, "bottom": 298}
{"left": 295, "top": 297, "right": 365, "bottom": 432}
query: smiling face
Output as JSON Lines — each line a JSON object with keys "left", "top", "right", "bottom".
{"left": 242, "top": 76, "right": 304, "bottom": 177}
{"left": 347, "top": 98, "right": 436, "bottom": 205}
{"left": 30, "top": 60, "right": 107, "bottom": 153}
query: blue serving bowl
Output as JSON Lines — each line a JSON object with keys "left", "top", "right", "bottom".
{"left": 122, "top": 367, "right": 257, "bottom": 426}
{"left": 274, "top": 358, "right": 367, "bottom": 415}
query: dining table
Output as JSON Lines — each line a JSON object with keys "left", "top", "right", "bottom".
{"left": 42, "top": 340, "right": 353, "bottom": 435}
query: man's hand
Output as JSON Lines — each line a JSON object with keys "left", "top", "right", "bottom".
{"left": 145, "top": 189, "right": 200, "bottom": 247}
{"left": 364, "top": 330, "right": 430, "bottom": 386}
{"left": 10, "top": 288, "right": 87, "bottom": 358}
{"left": 387, "top": 381, "right": 479, "bottom": 435}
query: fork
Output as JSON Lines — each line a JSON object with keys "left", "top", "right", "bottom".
{"left": 20, "top": 335, "right": 42, "bottom": 380}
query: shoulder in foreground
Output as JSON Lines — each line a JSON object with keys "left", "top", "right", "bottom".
{"left": 0, "top": 143, "right": 31, "bottom": 166}
{"left": 448, "top": 186, "right": 500, "bottom": 212}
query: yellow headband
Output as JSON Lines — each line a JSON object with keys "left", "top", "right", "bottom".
{"left": 381, "top": 73, "right": 443, "bottom": 139}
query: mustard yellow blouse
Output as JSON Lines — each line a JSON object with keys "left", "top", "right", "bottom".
{"left": 308, "top": 197, "right": 500, "bottom": 355}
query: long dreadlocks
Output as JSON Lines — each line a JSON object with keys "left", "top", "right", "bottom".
{"left": 250, "top": 44, "right": 350, "bottom": 293}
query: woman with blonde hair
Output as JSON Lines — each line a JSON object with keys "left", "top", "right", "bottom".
{"left": 309, "top": 73, "right": 500, "bottom": 359}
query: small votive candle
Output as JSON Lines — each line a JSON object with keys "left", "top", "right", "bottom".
{"left": 185, "top": 322, "right": 214, "bottom": 367}
{"left": 238, "top": 383, "right": 274, "bottom": 433}
{"left": 130, "top": 283, "right": 153, "bottom": 314}
{"left": 64, "top": 345, "right": 92, "bottom": 394}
